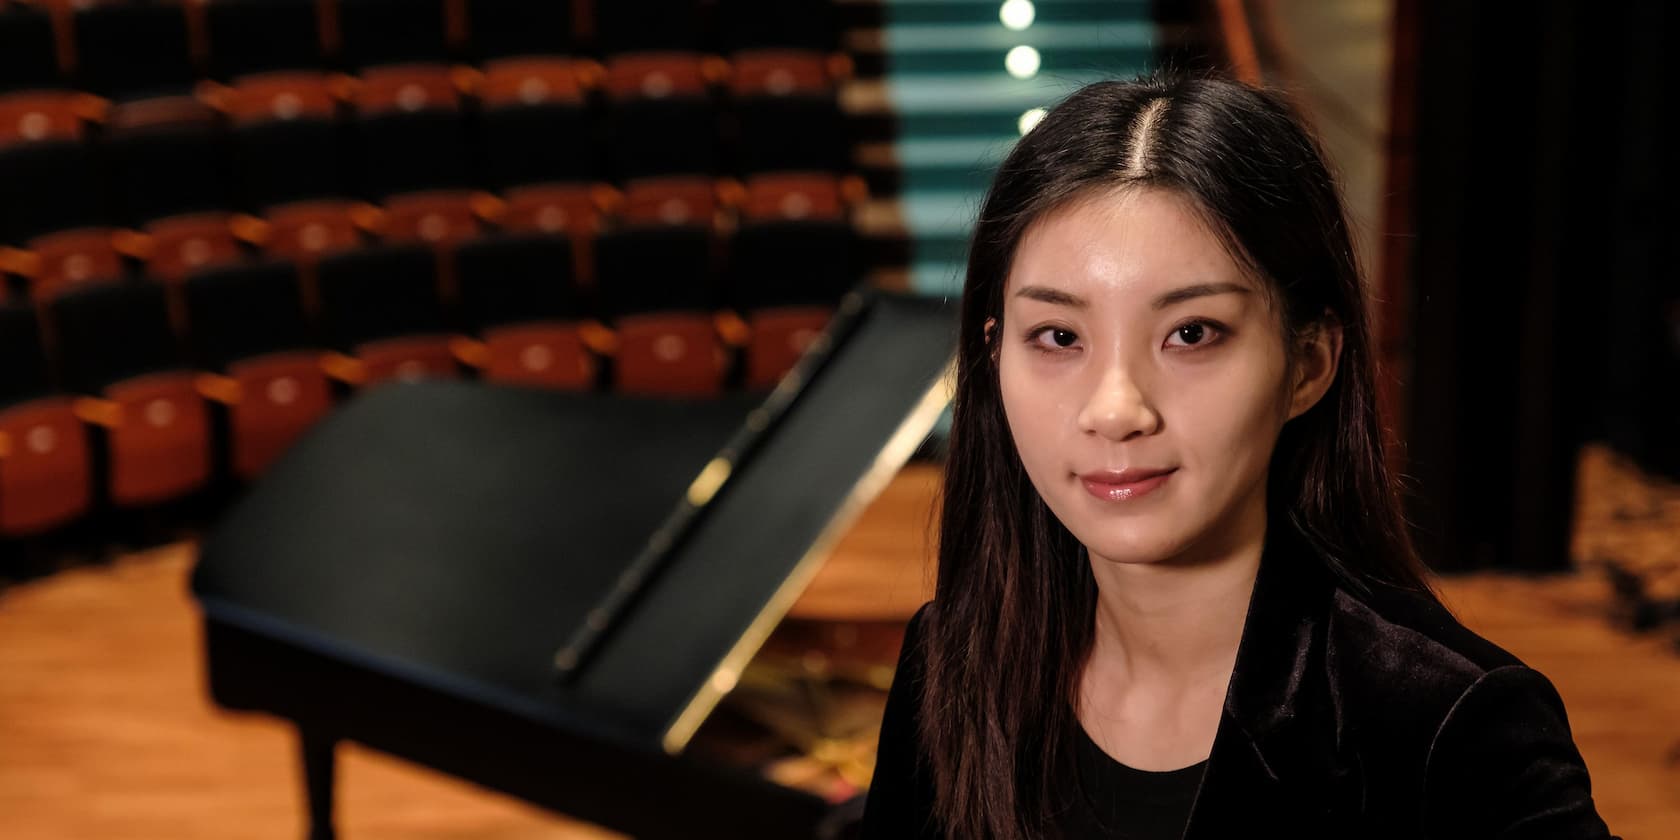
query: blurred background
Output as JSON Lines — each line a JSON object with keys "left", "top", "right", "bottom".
{"left": 0, "top": 0, "right": 1674, "bottom": 837}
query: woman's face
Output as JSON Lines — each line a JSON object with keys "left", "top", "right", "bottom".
{"left": 997, "top": 187, "right": 1331, "bottom": 568}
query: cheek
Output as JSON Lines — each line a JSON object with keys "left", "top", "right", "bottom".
{"left": 998, "top": 351, "right": 1066, "bottom": 471}
{"left": 1172, "top": 364, "right": 1288, "bottom": 472}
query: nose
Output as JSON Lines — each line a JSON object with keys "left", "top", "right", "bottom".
{"left": 1076, "top": 360, "right": 1161, "bottom": 442}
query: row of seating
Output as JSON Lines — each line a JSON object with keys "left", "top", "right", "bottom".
{"left": 1, "top": 91, "right": 849, "bottom": 222}
{"left": 2, "top": 0, "right": 851, "bottom": 171}
{"left": 0, "top": 0, "right": 840, "bottom": 88}
{"left": 0, "top": 0, "right": 843, "bottom": 116}
{"left": 0, "top": 221, "right": 857, "bottom": 537}
{"left": 0, "top": 106, "right": 855, "bottom": 301}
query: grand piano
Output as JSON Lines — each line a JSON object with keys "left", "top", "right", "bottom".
{"left": 190, "top": 291, "right": 956, "bottom": 839}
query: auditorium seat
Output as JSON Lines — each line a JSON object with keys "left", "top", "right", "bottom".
{"left": 495, "top": 187, "right": 603, "bottom": 286}
{"left": 478, "top": 98, "right": 601, "bottom": 280}
{"left": 467, "top": 0, "right": 585, "bottom": 130}
{"left": 497, "top": 184, "right": 601, "bottom": 236}
{"left": 205, "top": 0, "right": 336, "bottom": 124}
{"left": 354, "top": 62, "right": 461, "bottom": 115}
{"left": 229, "top": 116, "right": 365, "bottom": 265}
{"left": 727, "top": 50, "right": 833, "bottom": 98}
{"left": 595, "top": 224, "right": 726, "bottom": 396}
{"left": 49, "top": 281, "right": 213, "bottom": 507}
{"left": 354, "top": 107, "right": 482, "bottom": 249}
{"left": 255, "top": 200, "right": 366, "bottom": 269}
{"left": 0, "top": 89, "right": 79, "bottom": 148}
{"left": 596, "top": 0, "right": 713, "bottom": 120}
{"left": 0, "top": 4, "right": 79, "bottom": 147}
{"left": 315, "top": 244, "right": 460, "bottom": 386}
{"left": 138, "top": 214, "right": 245, "bottom": 284}
{"left": 14, "top": 229, "right": 125, "bottom": 302}
{"left": 339, "top": 0, "right": 459, "bottom": 115}
{"left": 740, "top": 172, "right": 847, "bottom": 222}
{"left": 477, "top": 57, "right": 586, "bottom": 110}
{"left": 620, "top": 177, "right": 719, "bottom": 227}
{"left": 730, "top": 219, "right": 857, "bottom": 388}
{"left": 105, "top": 120, "right": 244, "bottom": 282}
{"left": 730, "top": 92, "right": 854, "bottom": 233}
{"left": 0, "top": 301, "right": 92, "bottom": 536}
{"left": 455, "top": 233, "right": 594, "bottom": 389}
{"left": 718, "top": 0, "right": 842, "bottom": 98}
{"left": 609, "top": 97, "right": 720, "bottom": 179}
{"left": 183, "top": 260, "right": 332, "bottom": 480}
{"left": 0, "top": 89, "right": 81, "bottom": 147}
{"left": 379, "top": 190, "right": 482, "bottom": 251}
{"left": 215, "top": 71, "right": 338, "bottom": 125}
{"left": 0, "top": 139, "right": 123, "bottom": 299}
{"left": 601, "top": 52, "right": 709, "bottom": 102}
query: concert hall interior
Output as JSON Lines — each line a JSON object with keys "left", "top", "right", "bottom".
{"left": 0, "top": 0, "right": 1674, "bottom": 838}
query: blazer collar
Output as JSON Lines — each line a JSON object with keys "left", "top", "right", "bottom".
{"left": 1183, "top": 524, "right": 1358, "bottom": 838}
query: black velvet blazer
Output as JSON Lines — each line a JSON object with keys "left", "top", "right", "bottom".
{"left": 860, "top": 529, "right": 1618, "bottom": 839}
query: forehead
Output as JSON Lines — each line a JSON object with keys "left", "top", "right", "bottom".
{"left": 1005, "top": 187, "right": 1252, "bottom": 305}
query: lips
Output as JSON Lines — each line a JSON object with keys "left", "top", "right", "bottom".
{"left": 1078, "top": 467, "right": 1176, "bottom": 502}
{"left": 1080, "top": 467, "right": 1174, "bottom": 484}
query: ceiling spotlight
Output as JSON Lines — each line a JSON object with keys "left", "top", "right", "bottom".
{"left": 1000, "top": 0, "right": 1036, "bottom": 31}
{"left": 1018, "top": 107, "right": 1047, "bottom": 136}
{"left": 1005, "top": 45, "right": 1041, "bottom": 79}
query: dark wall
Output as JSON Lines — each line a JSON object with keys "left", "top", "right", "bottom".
{"left": 1404, "top": 1, "right": 1673, "bottom": 572}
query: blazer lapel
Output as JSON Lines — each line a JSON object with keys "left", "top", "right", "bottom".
{"left": 1182, "top": 526, "right": 1362, "bottom": 839}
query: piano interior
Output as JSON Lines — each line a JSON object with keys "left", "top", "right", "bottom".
{"left": 687, "top": 460, "right": 939, "bottom": 806}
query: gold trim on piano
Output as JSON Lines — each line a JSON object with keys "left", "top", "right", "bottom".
{"left": 660, "top": 359, "right": 957, "bottom": 754}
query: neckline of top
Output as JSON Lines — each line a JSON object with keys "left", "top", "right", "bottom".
{"left": 1074, "top": 720, "right": 1210, "bottom": 780}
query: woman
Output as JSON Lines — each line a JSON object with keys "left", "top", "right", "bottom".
{"left": 860, "top": 74, "right": 1615, "bottom": 839}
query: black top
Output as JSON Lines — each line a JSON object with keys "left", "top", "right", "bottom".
{"left": 1067, "top": 724, "right": 1205, "bottom": 839}
{"left": 859, "top": 603, "right": 1207, "bottom": 840}
{"left": 859, "top": 524, "right": 1617, "bottom": 839}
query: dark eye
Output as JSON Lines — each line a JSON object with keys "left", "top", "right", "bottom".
{"left": 1165, "top": 320, "right": 1223, "bottom": 349}
{"left": 1028, "top": 326, "right": 1080, "bottom": 352}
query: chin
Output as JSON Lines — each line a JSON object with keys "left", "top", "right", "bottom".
{"left": 1058, "top": 516, "right": 1195, "bottom": 567}
{"left": 1083, "top": 536, "right": 1189, "bottom": 566}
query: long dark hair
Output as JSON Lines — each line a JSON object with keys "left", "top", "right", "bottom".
{"left": 919, "top": 73, "right": 1436, "bottom": 838}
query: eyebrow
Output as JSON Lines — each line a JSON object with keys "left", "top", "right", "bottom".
{"left": 1150, "top": 282, "right": 1253, "bottom": 310}
{"left": 1013, "top": 282, "right": 1253, "bottom": 311}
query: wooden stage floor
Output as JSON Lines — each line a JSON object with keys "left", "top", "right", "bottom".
{"left": 2, "top": 449, "right": 1677, "bottom": 838}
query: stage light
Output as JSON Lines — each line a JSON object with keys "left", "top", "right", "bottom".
{"left": 1000, "top": 0, "right": 1035, "bottom": 31}
{"left": 1018, "top": 107, "right": 1047, "bottom": 136}
{"left": 1005, "top": 45, "right": 1041, "bottom": 79}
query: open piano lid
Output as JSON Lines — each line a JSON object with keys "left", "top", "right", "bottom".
{"left": 191, "top": 290, "right": 955, "bottom": 773}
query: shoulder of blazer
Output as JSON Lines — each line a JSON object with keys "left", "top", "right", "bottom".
{"left": 1319, "top": 585, "right": 1530, "bottom": 775}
